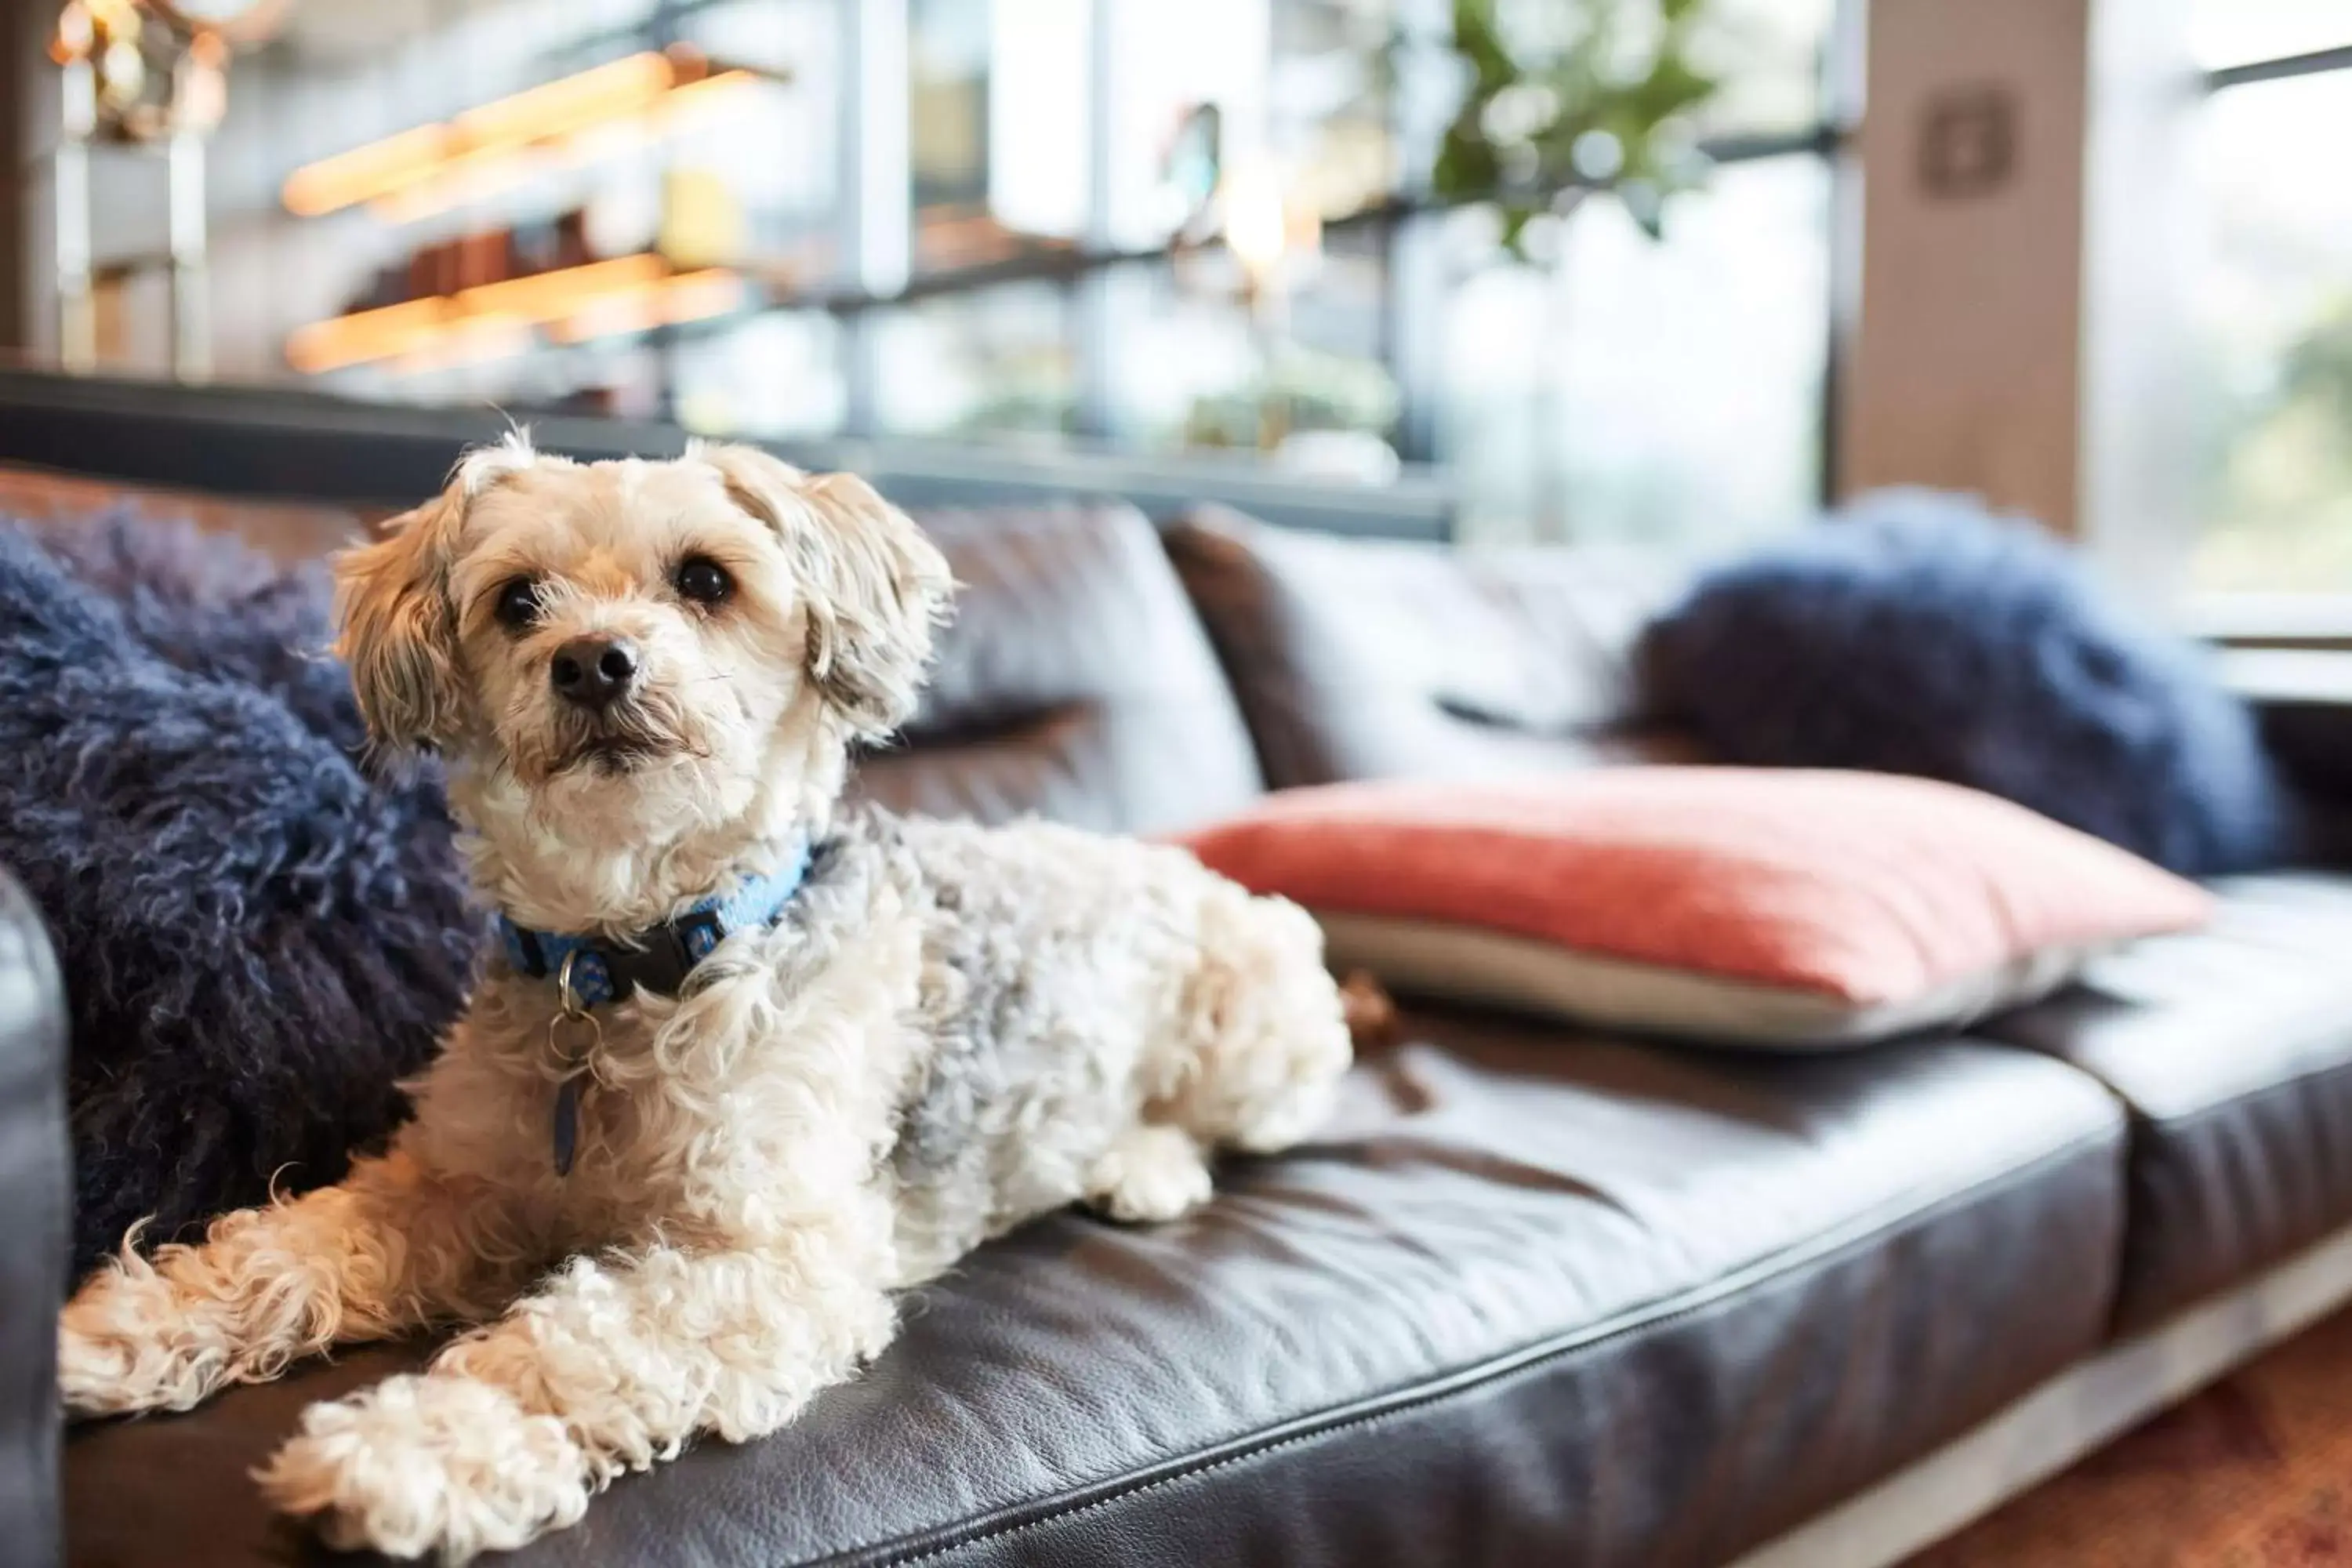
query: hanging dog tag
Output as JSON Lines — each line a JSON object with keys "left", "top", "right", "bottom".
{"left": 546, "top": 967, "right": 602, "bottom": 1178}
{"left": 552, "top": 1075, "right": 582, "bottom": 1178}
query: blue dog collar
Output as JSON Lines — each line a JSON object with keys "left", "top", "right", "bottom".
{"left": 495, "top": 834, "right": 812, "bottom": 1009}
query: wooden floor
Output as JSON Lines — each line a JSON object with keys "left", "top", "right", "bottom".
{"left": 1910, "top": 1306, "right": 2352, "bottom": 1566}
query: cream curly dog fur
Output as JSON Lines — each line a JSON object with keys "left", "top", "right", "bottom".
{"left": 56, "top": 437, "right": 1352, "bottom": 1560}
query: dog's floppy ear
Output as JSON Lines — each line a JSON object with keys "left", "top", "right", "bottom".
{"left": 697, "top": 441, "right": 953, "bottom": 738}
{"left": 332, "top": 435, "right": 535, "bottom": 752}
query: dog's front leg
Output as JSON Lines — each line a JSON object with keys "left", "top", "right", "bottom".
{"left": 60, "top": 1149, "right": 536, "bottom": 1419}
{"left": 256, "top": 1210, "right": 899, "bottom": 1561}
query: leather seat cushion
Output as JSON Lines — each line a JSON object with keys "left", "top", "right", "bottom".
{"left": 1163, "top": 505, "right": 1697, "bottom": 789}
{"left": 854, "top": 503, "right": 1265, "bottom": 834}
{"left": 1980, "top": 871, "right": 2352, "bottom": 1330}
{"left": 64, "top": 1019, "right": 2122, "bottom": 1568}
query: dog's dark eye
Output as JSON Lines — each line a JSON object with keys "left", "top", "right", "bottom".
{"left": 673, "top": 556, "right": 733, "bottom": 607}
{"left": 493, "top": 576, "right": 543, "bottom": 631}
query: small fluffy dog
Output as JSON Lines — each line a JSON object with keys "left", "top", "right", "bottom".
{"left": 57, "top": 437, "right": 1352, "bottom": 1560}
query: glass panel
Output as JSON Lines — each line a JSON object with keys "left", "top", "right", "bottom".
{"left": 2190, "top": 1, "right": 2352, "bottom": 71}
{"left": 1094, "top": 2, "right": 1393, "bottom": 459}
{"left": 1690, "top": 0, "right": 1841, "bottom": 136}
{"left": 2187, "top": 71, "right": 2352, "bottom": 593}
{"left": 872, "top": 281, "right": 1076, "bottom": 443}
{"left": 1111, "top": 260, "right": 1262, "bottom": 451}
{"left": 909, "top": 0, "right": 992, "bottom": 213}
{"left": 1270, "top": 0, "right": 1394, "bottom": 222}
{"left": 909, "top": 0, "right": 1090, "bottom": 274}
{"left": 1465, "top": 0, "right": 1836, "bottom": 141}
{"left": 1115, "top": 237, "right": 1394, "bottom": 466}
{"left": 1097, "top": 0, "right": 1271, "bottom": 252}
{"left": 672, "top": 310, "right": 845, "bottom": 439}
{"left": 681, "top": 0, "right": 843, "bottom": 289}
{"left": 1442, "top": 153, "right": 1830, "bottom": 553}
{"left": 88, "top": 0, "right": 1849, "bottom": 474}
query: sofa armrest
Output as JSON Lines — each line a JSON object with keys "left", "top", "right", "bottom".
{"left": 0, "top": 865, "right": 67, "bottom": 1568}
{"left": 2223, "top": 649, "right": 2352, "bottom": 866}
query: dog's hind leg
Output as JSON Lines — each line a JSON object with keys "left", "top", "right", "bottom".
{"left": 1160, "top": 884, "right": 1353, "bottom": 1158}
{"left": 256, "top": 1206, "right": 901, "bottom": 1561}
{"left": 58, "top": 1149, "right": 537, "bottom": 1419}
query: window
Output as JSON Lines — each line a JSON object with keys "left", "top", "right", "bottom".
{"left": 2187, "top": 21, "right": 2352, "bottom": 594}
{"left": 1112, "top": 247, "right": 1391, "bottom": 459}
{"left": 1443, "top": 152, "right": 1832, "bottom": 552}
{"left": 673, "top": 310, "right": 845, "bottom": 440}
{"left": 875, "top": 281, "right": 1076, "bottom": 443}
{"left": 1436, "top": 0, "right": 1846, "bottom": 548}
{"left": 1692, "top": 0, "right": 1843, "bottom": 136}
{"left": 908, "top": 0, "right": 1090, "bottom": 274}
{"left": 155, "top": 0, "right": 1852, "bottom": 528}
{"left": 2190, "top": 2, "right": 2352, "bottom": 73}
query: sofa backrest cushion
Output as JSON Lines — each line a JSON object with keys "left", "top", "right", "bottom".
{"left": 852, "top": 503, "right": 1265, "bottom": 833}
{"left": 0, "top": 462, "right": 367, "bottom": 562}
{"left": 1163, "top": 505, "right": 1693, "bottom": 789}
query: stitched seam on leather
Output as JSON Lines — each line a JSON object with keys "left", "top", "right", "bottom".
{"left": 800, "top": 1122, "right": 2123, "bottom": 1568}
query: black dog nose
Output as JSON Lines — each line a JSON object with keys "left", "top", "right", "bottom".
{"left": 550, "top": 637, "right": 640, "bottom": 710}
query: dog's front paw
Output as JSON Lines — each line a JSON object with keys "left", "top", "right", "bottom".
{"left": 257, "top": 1374, "right": 590, "bottom": 1562}
{"left": 57, "top": 1317, "right": 149, "bottom": 1420}
{"left": 1085, "top": 1125, "right": 1214, "bottom": 1224}
{"left": 59, "top": 1268, "right": 226, "bottom": 1419}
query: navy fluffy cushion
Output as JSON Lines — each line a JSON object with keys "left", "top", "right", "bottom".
{"left": 0, "top": 517, "right": 479, "bottom": 1278}
{"left": 1637, "top": 490, "right": 2288, "bottom": 877}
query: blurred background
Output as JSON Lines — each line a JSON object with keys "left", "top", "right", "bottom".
{"left": 0, "top": 0, "right": 2344, "bottom": 594}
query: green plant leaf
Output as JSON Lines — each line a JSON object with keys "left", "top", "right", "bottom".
{"left": 1421, "top": 0, "right": 1726, "bottom": 253}
{"left": 1450, "top": 0, "right": 1519, "bottom": 83}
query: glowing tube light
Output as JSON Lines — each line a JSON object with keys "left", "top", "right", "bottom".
{"left": 285, "top": 256, "right": 742, "bottom": 375}
{"left": 282, "top": 49, "right": 759, "bottom": 219}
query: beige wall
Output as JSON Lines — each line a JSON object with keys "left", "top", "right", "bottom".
{"left": 1842, "top": 0, "right": 2091, "bottom": 533}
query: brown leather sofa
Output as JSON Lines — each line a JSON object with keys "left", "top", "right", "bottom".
{"left": 16, "top": 482, "right": 2352, "bottom": 1568}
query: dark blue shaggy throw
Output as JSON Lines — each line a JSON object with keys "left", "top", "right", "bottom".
{"left": 1638, "top": 489, "right": 2287, "bottom": 877}
{"left": 0, "top": 516, "right": 479, "bottom": 1278}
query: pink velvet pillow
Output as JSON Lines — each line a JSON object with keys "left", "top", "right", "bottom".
{"left": 1184, "top": 768, "right": 2212, "bottom": 1047}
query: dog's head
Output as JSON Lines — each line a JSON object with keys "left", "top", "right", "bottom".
{"left": 333, "top": 434, "right": 950, "bottom": 910}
